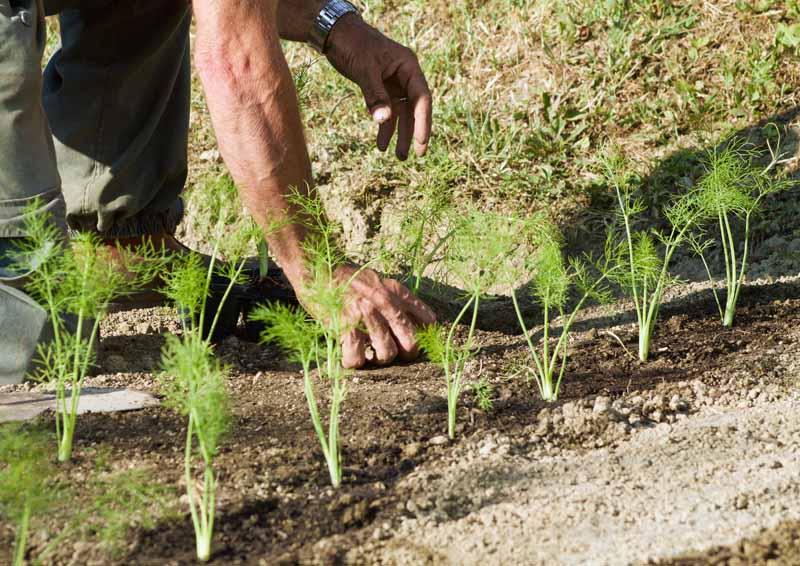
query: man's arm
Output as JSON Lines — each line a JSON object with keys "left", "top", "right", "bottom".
{"left": 192, "top": 0, "right": 435, "bottom": 368}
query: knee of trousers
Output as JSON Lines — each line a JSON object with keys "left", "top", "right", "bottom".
{"left": 0, "top": 283, "right": 50, "bottom": 385}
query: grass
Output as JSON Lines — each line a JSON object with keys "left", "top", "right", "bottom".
{"left": 43, "top": 3, "right": 800, "bottom": 270}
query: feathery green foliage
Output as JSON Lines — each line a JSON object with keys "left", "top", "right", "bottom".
{"left": 603, "top": 151, "right": 705, "bottom": 362}
{"left": 469, "top": 378, "right": 494, "bottom": 413}
{"left": 393, "top": 181, "right": 457, "bottom": 294}
{"left": 0, "top": 425, "right": 56, "bottom": 566}
{"left": 75, "top": 467, "right": 178, "bottom": 558}
{"left": 420, "top": 209, "right": 529, "bottom": 438}
{"left": 11, "top": 206, "right": 169, "bottom": 462}
{"left": 689, "top": 138, "right": 793, "bottom": 327}
{"left": 160, "top": 220, "right": 258, "bottom": 561}
{"left": 252, "top": 186, "right": 357, "bottom": 488}
{"left": 161, "top": 335, "right": 229, "bottom": 563}
{"left": 511, "top": 235, "right": 614, "bottom": 402}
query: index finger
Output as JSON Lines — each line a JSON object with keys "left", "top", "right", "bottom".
{"left": 383, "top": 279, "right": 437, "bottom": 325}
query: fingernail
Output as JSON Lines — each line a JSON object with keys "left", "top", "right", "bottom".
{"left": 373, "top": 107, "right": 391, "bottom": 123}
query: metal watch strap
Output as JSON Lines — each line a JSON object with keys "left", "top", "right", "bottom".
{"left": 309, "top": 0, "right": 360, "bottom": 53}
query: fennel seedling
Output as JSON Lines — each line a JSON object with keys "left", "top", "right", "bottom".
{"left": 511, "top": 237, "right": 614, "bottom": 402}
{"left": 13, "top": 208, "right": 168, "bottom": 462}
{"left": 252, "top": 188, "right": 361, "bottom": 488}
{"left": 604, "top": 153, "right": 705, "bottom": 362}
{"left": 160, "top": 223, "right": 257, "bottom": 561}
{"left": 419, "top": 210, "right": 522, "bottom": 438}
{"left": 690, "top": 141, "right": 793, "bottom": 327}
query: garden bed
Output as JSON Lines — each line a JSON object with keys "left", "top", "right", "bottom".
{"left": 3, "top": 277, "right": 800, "bottom": 565}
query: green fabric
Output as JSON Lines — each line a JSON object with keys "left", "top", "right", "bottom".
{"left": 0, "top": 0, "right": 192, "bottom": 238}
{"left": 0, "top": 283, "right": 49, "bottom": 385}
{"left": 0, "top": 0, "right": 193, "bottom": 378}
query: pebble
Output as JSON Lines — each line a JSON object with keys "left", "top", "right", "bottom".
{"left": 593, "top": 396, "right": 612, "bottom": 414}
{"left": 734, "top": 494, "right": 750, "bottom": 510}
{"left": 403, "top": 442, "right": 422, "bottom": 458}
{"left": 429, "top": 435, "right": 449, "bottom": 446}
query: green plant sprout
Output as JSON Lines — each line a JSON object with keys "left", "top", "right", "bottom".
{"left": 689, "top": 140, "right": 792, "bottom": 327}
{"left": 0, "top": 425, "right": 56, "bottom": 566}
{"left": 418, "top": 210, "right": 520, "bottom": 439}
{"left": 252, "top": 187, "right": 366, "bottom": 488}
{"left": 160, "top": 222, "right": 259, "bottom": 561}
{"left": 603, "top": 153, "right": 705, "bottom": 362}
{"left": 12, "top": 208, "right": 168, "bottom": 462}
{"left": 161, "top": 336, "right": 229, "bottom": 563}
{"left": 469, "top": 377, "right": 494, "bottom": 413}
{"left": 510, "top": 236, "right": 614, "bottom": 402}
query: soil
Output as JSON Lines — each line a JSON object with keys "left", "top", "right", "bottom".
{"left": 3, "top": 278, "right": 800, "bottom": 565}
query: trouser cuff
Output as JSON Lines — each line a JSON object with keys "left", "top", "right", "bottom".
{"left": 67, "top": 199, "right": 184, "bottom": 239}
{"left": 0, "top": 189, "right": 65, "bottom": 238}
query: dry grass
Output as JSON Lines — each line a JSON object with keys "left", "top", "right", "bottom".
{"left": 45, "top": 1, "right": 800, "bottom": 260}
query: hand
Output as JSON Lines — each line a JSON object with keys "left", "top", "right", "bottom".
{"left": 325, "top": 14, "right": 432, "bottom": 160}
{"left": 334, "top": 265, "right": 436, "bottom": 369}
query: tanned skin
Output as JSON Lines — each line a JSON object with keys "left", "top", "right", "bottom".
{"left": 193, "top": 0, "right": 436, "bottom": 369}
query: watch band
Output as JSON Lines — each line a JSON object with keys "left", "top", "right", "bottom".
{"left": 309, "top": 0, "right": 360, "bottom": 53}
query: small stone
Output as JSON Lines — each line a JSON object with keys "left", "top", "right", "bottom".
{"left": 479, "top": 439, "right": 497, "bottom": 456}
{"left": 199, "top": 149, "right": 221, "bottom": 162}
{"left": 403, "top": 442, "right": 422, "bottom": 458}
{"left": 136, "top": 321, "right": 157, "bottom": 335}
{"left": 734, "top": 494, "right": 749, "bottom": 510}
{"left": 669, "top": 395, "right": 689, "bottom": 412}
{"left": 593, "top": 396, "right": 612, "bottom": 414}
{"left": 428, "top": 435, "right": 449, "bottom": 446}
{"left": 651, "top": 410, "right": 664, "bottom": 423}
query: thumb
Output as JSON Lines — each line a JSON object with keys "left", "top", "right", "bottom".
{"left": 360, "top": 71, "right": 392, "bottom": 124}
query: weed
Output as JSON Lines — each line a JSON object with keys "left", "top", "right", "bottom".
{"left": 470, "top": 378, "right": 494, "bottom": 413}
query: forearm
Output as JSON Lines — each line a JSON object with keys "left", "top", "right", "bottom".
{"left": 276, "top": 0, "right": 326, "bottom": 42}
{"left": 193, "top": 0, "right": 313, "bottom": 288}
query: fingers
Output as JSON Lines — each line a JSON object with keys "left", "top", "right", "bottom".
{"left": 394, "top": 56, "right": 432, "bottom": 157}
{"left": 383, "top": 278, "right": 437, "bottom": 325}
{"left": 408, "top": 74, "right": 432, "bottom": 157}
{"left": 342, "top": 327, "right": 369, "bottom": 369}
{"left": 395, "top": 101, "right": 412, "bottom": 161}
{"left": 360, "top": 303, "right": 399, "bottom": 366}
{"left": 377, "top": 110, "right": 397, "bottom": 152}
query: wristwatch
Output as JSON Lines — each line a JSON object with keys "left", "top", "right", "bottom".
{"left": 309, "top": 0, "right": 361, "bottom": 53}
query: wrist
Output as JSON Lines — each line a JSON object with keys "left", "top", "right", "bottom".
{"left": 309, "top": 0, "right": 362, "bottom": 53}
{"left": 325, "top": 11, "right": 365, "bottom": 55}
